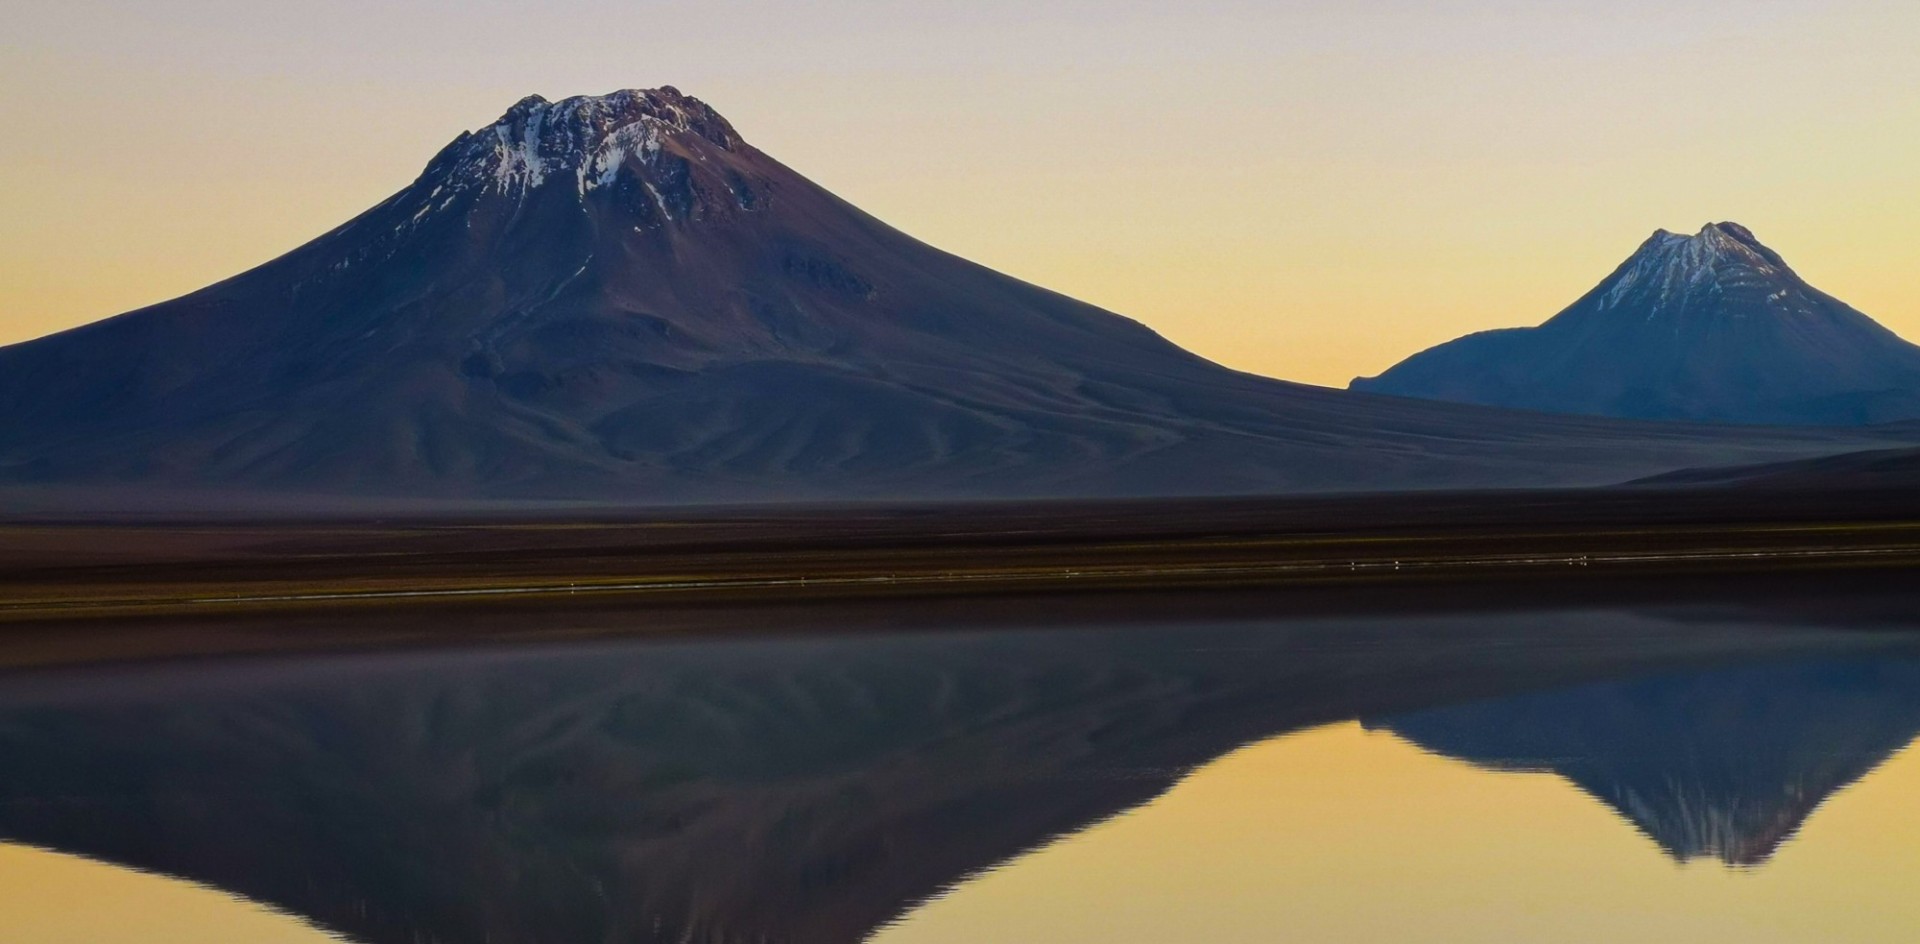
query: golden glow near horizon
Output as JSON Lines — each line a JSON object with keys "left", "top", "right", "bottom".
{"left": 876, "top": 721, "right": 1920, "bottom": 943}
{"left": 4, "top": 1, "right": 1918, "bottom": 386}
{"left": 0, "top": 842, "right": 349, "bottom": 943}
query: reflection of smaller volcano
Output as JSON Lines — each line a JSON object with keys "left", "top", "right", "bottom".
{"left": 1372, "top": 659, "right": 1920, "bottom": 867}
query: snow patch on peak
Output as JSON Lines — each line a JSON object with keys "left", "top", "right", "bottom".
{"left": 433, "top": 87, "right": 743, "bottom": 198}
{"left": 580, "top": 120, "right": 665, "bottom": 194}
{"left": 490, "top": 109, "right": 550, "bottom": 191}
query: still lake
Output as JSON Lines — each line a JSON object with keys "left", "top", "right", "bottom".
{"left": 0, "top": 579, "right": 1915, "bottom": 942}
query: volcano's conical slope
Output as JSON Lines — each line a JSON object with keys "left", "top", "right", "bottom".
{"left": 0, "top": 93, "right": 1905, "bottom": 507}
{"left": 1354, "top": 223, "right": 1920, "bottom": 426}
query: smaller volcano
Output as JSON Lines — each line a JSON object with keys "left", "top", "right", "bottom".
{"left": 1352, "top": 223, "right": 1920, "bottom": 426}
{"left": 1372, "top": 657, "right": 1920, "bottom": 867}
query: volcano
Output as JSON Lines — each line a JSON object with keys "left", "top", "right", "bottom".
{"left": 1353, "top": 223, "right": 1920, "bottom": 426}
{"left": 0, "top": 94, "right": 1904, "bottom": 508}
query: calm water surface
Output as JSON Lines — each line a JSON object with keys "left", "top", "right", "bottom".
{"left": 0, "top": 585, "right": 1916, "bottom": 942}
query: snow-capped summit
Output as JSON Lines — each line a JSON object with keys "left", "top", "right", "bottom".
{"left": 395, "top": 86, "right": 762, "bottom": 230}
{"left": 433, "top": 88, "right": 744, "bottom": 197}
{"left": 1353, "top": 222, "right": 1920, "bottom": 425}
{"left": 1595, "top": 222, "right": 1804, "bottom": 319}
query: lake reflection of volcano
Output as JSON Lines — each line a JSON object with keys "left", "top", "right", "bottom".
{"left": 0, "top": 596, "right": 1916, "bottom": 943}
{"left": 1374, "top": 658, "right": 1920, "bottom": 867}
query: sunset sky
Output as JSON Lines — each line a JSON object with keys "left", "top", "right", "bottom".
{"left": 5, "top": 0, "right": 1917, "bottom": 386}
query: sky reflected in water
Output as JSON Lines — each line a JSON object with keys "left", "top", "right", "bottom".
{"left": 0, "top": 842, "right": 346, "bottom": 943}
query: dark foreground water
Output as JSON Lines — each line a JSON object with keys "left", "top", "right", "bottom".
{"left": 1, "top": 580, "right": 1918, "bottom": 942}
